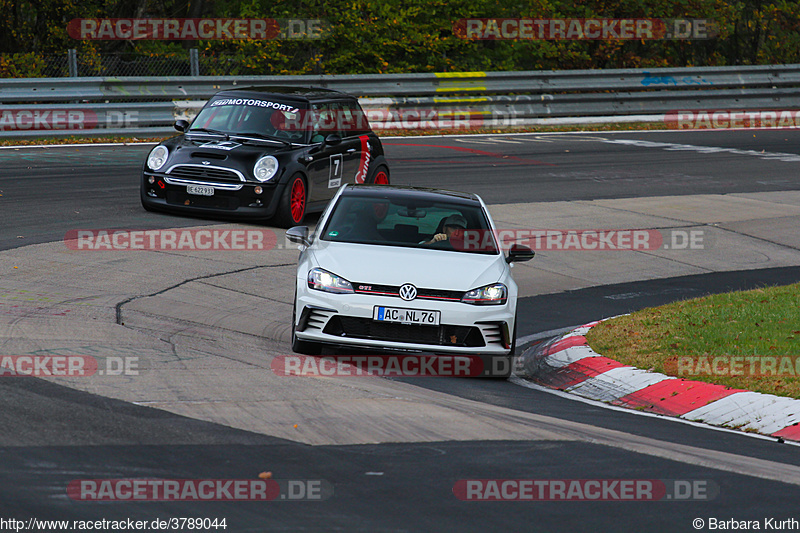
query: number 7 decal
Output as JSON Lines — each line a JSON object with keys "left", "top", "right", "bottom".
{"left": 328, "top": 154, "right": 343, "bottom": 188}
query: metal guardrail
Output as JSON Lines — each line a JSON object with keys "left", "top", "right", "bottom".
{"left": 2, "top": 64, "right": 800, "bottom": 138}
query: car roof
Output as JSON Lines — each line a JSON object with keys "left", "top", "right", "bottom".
{"left": 213, "top": 86, "right": 352, "bottom": 103}
{"left": 341, "top": 184, "right": 483, "bottom": 206}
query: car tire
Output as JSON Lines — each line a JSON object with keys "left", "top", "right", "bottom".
{"left": 367, "top": 164, "right": 390, "bottom": 185}
{"left": 291, "top": 300, "right": 322, "bottom": 356}
{"left": 274, "top": 174, "right": 307, "bottom": 228}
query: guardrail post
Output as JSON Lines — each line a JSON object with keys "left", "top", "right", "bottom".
{"left": 189, "top": 48, "right": 199, "bottom": 77}
{"left": 68, "top": 49, "right": 78, "bottom": 77}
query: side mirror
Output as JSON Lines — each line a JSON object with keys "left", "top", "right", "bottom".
{"left": 324, "top": 133, "right": 342, "bottom": 146}
{"left": 286, "top": 226, "right": 311, "bottom": 247}
{"left": 506, "top": 244, "right": 535, "bottom": 263}
{"left": 174, "top": 119, "right": 190, "bottom": 132}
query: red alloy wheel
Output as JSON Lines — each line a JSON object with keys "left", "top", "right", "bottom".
{"left": 290, "top": 177, "right": 306, "bottom": 223}
{"left": 373, "top": 170, "right": 389, "bottom": 184}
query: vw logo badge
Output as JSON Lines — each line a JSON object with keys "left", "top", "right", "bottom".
{"left": 399, "top": 284, "right": 417, "bottom": 301}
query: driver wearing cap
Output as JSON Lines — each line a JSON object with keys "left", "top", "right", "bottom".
{"left": 422, "top": 213, "right": 468, "bottom": 249}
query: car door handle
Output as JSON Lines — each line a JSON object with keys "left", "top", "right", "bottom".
{"left": 346, "top": 148, "right": 356, "bottom": 153}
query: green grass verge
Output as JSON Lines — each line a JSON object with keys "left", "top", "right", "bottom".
{"left": 585, "top": 282, "right": 800, "bottom": 399}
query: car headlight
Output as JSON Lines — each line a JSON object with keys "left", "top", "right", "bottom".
{"left": 462, "top": 283, "right": 508, "bottom": 305}
{"left": 307, "top": 268, "right": 354, "bottom": 294}
{"left": 147, "top": 145, "right": 169, "bottom": 171}
{"left": 254, "top": 156, "right": 279, "bottom": 182}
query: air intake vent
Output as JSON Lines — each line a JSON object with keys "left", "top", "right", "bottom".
{"left": 479, "top": 323, "right": 504, "bottom": 347}
{"left": 323, "top": 317, "right": 484, "bottom": 347}
{"left": 167, "top": 165, "right": 242, "bottom": 183}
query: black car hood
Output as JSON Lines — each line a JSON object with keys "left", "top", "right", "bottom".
{"left": 161, "top": 134, "right": 297, "bottom": 181}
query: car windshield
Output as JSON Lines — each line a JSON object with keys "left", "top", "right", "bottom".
{"left": 320, "top": 195, "right": 499, "bottom": 254}
{"left": 188, "top": 97, "right": 307, "bottom": 143}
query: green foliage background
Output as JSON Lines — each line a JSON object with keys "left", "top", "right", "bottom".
{"left": 1, "top": 0, "right": 799, "bottom": 76}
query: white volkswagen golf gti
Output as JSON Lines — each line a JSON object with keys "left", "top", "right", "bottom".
{"left": 286, "top": 184, "right": 534, "bottom": 375}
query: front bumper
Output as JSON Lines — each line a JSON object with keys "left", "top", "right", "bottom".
{"left": 294, "top": 289, "right": 514, "bottom": 355}
{"left": 142, "top": 172, "right": 283, "bottom": 219}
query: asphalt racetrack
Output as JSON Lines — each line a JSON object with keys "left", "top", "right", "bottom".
{"left": 1, "top": 129, "right": 800, "bottom": 531}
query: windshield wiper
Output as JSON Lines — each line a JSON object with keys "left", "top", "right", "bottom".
{"left": 187, "top": 128, "right": 230, "bottom": 140}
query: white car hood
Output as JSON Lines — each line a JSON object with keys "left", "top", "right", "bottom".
{"left": 310, "top": 241, "right": 506, "bottom": 290}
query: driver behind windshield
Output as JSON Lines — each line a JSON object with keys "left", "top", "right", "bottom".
{"left": 422, "top": 214, "right": 467, "bottom": 249}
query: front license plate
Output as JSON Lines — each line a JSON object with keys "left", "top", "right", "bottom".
{"left": 373, "top": 306, "right": 440, "bottom": 326}
{"left": 187, "top": 185, "right": 214, "bottom": 196}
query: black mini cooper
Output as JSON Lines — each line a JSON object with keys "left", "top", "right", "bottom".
{"left": 141, "top": 86, "right": 390, "bottom": 227}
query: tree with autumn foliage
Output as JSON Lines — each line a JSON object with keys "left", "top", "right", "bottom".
{"left": 0, "top": 0, "right": 798, "bottom": 77}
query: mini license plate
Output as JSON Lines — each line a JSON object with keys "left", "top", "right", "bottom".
{"left": 373, "top": 306, "right": 440, "bottom": 326}
{"left": 187, "top": 185, "right": 214, "bottom": 196}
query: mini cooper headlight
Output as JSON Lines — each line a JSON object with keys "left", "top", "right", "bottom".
{"left": 461, "top": 283, "right": 508, "bottom": 305}
{"left": 254, "top": 156, "right": 279, "bottom": 182}
{"left": 147, "top": 145, "right": 169, "bottom": 171}
{"left": 307, "top": 268, "right": 354, "bottom": 294}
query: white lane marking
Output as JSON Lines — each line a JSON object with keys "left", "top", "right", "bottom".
{"left": 450, "top": 132, "right": 800, "bottom": 163}
{"left": 456, "top": 137, "right": 534, "bottom": 145}
{"left": 509, "top": 136, "right": 555, "bottom": 143}
{"left": 601, "top": 138, "right": 800, "bottom": 162}
{"left": 0, "top": 142, "right": 158, "bottom": 150}
{"left": 450, "top": 138, "right": 504, "bottom": 145}
{"left": 456, "top": 134, "right": 610, "bottom": 145}
{"left": 393, "top": 130, "right": 677, "bottom": 140}
{"left": 475, "top": 137, "right": 524, "bottom": 144}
